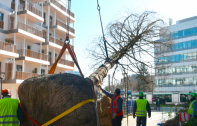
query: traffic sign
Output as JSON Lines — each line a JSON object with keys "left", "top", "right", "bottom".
{"left": 152, "top": 98, "right": 154, "bottom": 101}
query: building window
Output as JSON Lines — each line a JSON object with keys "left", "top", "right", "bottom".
{"left": 60, "top": 38, "right": 62, "bottom": 41}
{"left": 42, "top": 49, "right": 44, "bottom": 54}
{"left": 0, "top": 13, "right": 4, "bottom": 21}
{"left": 44, "top": 12, "right": 46, "bottom": 19}
{"left": 50, "top": 16, "right": 53, "bottom": 21}
{"left": 16, "top": 65, "right": 22, "bottom": 71}
{"left": 11, "top": 0, "right": 15, "bottom": 2}
{"left": 49, "top": 33, "right": 52, "bottom": 36}
{"left": 48, "top": 52, "right": 52, "bottom": 58}
{"left": 55, "top": 53, "right": 57, "bottom": 57}
{"left": 27, "top": 45, "right": 31, "bottom": 50}
{"left": 32, "top": 68, "right": 37, "bottom": 73}
{"left": 41, "top": 69, "right": 45, "bottom": 74}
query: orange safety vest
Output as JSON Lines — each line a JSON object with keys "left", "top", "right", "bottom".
{"left": 109, "top": 95, "right": 123, "bottom": 116}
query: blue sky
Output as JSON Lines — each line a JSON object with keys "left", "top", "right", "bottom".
{"left": 71, "top": 0, "right": 197, "bottom": 86}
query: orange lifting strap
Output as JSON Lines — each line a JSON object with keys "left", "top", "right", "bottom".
{"left": 48, "top": 43, "right": 84, "bottom": 78}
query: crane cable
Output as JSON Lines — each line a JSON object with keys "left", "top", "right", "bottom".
{"left": 65, "top": 0, "right": 71, "bottom": 43}
{"left": 97, "top": 0, "right": 109, "bottom": 61}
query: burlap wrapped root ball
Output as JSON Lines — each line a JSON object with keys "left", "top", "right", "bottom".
{"left": 97, "top": 95, "right": 112, "bottom": 126}
{"left": 18, "top": 73, "right": 97, "bottom": 126}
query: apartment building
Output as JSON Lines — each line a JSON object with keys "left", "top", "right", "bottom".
{"left": 0, "top": 0, "right": 76, "bottom": 98}
{"left": 155, "top": 16, "right": 197, "bottom": 92}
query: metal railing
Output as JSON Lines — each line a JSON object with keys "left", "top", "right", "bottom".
{"left": 17, "top": 49, "right": 48, "bottom": 61}
{"left": 16, "top": 71, "right": 38, "bottom": 80}
{"left": 0, "top": 20, "right": 4, "bottom": 29}
{"left": 0, "top": 41, "right": 16, "bottom": 53}
{"left": 18, "top": 3, "right": 42, "bottom": 17}
{"left": 18, "top": 22, "right": 43, "bottom": 37}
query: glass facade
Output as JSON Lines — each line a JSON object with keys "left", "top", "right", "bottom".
{"left": 157, "top": 51, "right": 197, "bottom": 65}
{"left": 155, "top": 39, "right": 197, "bottom": 54}
{"left": 155, "top": 77, "right": 197, "bottom": 87}
{"left": 170, "top": 26, "right": 197, "bottom": 40}
{"left": 156, "top": 65, "right": 197, "bottom": 75}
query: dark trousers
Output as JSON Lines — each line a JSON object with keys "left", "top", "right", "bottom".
{"left": 112, "top": 115, "right": 123, "bottom": 126}
{"left": 136, "top": 117, "right": 147, "bottom": 126}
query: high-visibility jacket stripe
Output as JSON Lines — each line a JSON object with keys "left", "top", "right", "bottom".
{"left": 0, "top": 121, "right": 19, "bottom": 124}
{"left": 0, "top": 115, "right": 18, "bottom": 118}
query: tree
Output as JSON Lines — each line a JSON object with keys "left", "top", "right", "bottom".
{"left": 135, "top": 64, "right": 152, "bottom": 92}
{"left": 87, "top": 11, "right": 173, "bottom": 87}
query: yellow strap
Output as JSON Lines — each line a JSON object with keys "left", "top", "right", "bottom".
{"left": 42, "top": 99, "right": 94, "bottom": 126}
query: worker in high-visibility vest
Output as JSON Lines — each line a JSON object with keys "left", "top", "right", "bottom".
{"left": 188, "top": 92, "right": 197, "bottom": 119}
{"left": 133, "top": 92, "right": 151, "bottom": 126}
{"left": 0, "top": 89, "right": 24, "bottom": 126}
{"left": 97, "top": 85, "right": 123, "bottom": 126}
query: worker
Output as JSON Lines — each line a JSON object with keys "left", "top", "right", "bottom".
{"left": 97, "top": 85, "right": 123, "bottom": 126}
{"left": 133, "top": 92, "right": 151, "bottom": 126}
{"left": 156, "top": 99, "right": 160, "bottom": 111}
{"left": 0, "top": 89, "right": 24, "bottom": 126}
{"left": 188, "top": 92, "right": 197, "bottom": 119}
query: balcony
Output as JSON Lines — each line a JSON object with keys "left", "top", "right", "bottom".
{"left": 16, "top": 49, "right": 49, "bottom": 65}
{"left": 17, "top": 3, "right": 44, "bottom": 23}
{"left": 43, "top": 0, "right": 75, "bottom": 24}
{"left": 31, "top": 0, "right": 46, "bottom": 2}
{"left": 58, "top": 58, "right": 74, "bottom": 67}
{"left": 48, "top": 57, "right": 74, "bottom": 70}
{"left": 50, "top": 20, "right": 76, "bottom": 39}
{"left": 6, "top": 21, "right": 45, "bottom": 43}
{"left": 0, "top": 40, "right": 19, "bottom": 58}
{"left": 4, "top": 71, "right": 38, "bottom": 84}
{"left": 16, "top": 71, "right": 38, "bottom": 80}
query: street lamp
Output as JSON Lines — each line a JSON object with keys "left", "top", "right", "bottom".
{"left": 0, "top": 75, "right": 3, "bottom": 99}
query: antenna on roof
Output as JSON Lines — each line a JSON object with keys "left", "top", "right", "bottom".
{"left": 169, "top": 18, "right": 173, "bottom": 26}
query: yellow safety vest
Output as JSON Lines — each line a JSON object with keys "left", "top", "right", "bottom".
{"left": 0, "top": 98, "right": 19, "bottom": 126}
{"left": 188, "top": 100, "right": 197, "bottom": 115}
{"left": 136, "top": 99, "right": 147, "bottom": 117}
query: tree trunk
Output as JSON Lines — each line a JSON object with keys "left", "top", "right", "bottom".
{"left": 88, "top": 37, "right": 139, "bottom": 85}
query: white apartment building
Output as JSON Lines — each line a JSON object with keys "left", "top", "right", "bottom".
{"left": 0, "top": 0, "right": 76, "bottom": 98}
{"left": 155, "top": 16, "right": 197, "bottom": 93}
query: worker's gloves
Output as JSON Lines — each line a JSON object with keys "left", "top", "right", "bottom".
{"left": 112, "top": 113, "right": 117, "bottom": 119}
{"left": 148, "top": 114, "right": 151, "bottom": 118}
{"left": 133, "top": 115, "right": 135, "bottom": 118}
{"left": 97, "top": 85, "right": 101, "bottom": 89}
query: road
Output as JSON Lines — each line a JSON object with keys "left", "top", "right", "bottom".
{"left": 122, "top": 107, "right": 182, "bottom": 126}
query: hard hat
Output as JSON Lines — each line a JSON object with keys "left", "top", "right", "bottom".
{"left": 139, "top": 92, "right": 144, "bottom": 97}
{"left": 190, "top": 92, "right": 196, "bottom": 98}
{"left": 1, "top": 89, "right": 11, "bottom": 96}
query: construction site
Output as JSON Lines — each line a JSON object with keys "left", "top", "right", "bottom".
{"left": 0, "top": 0, "right": 197, "bottom": 126}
